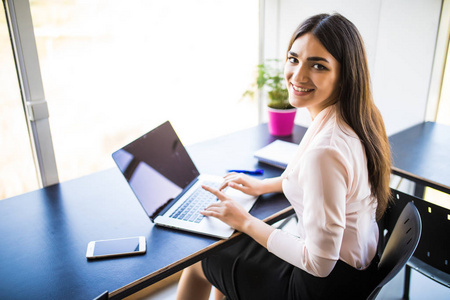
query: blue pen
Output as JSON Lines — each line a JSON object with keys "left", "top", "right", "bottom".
{"left": 227, "top": 169, "right": 264, "bottom": 175}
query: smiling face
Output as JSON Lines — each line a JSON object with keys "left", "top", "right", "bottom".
{"left": 284, "top": 33, "right": 341, "bottom": 119}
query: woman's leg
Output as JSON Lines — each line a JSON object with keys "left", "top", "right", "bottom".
{"left": 214, "top": 287, "right": 225, "bottom": 300}
{"left": 176, "top": 262, "right": 212, "bottom": 300}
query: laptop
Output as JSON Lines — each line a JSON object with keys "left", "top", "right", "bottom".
{"left": 112, "top": 121, "right": 258, "bottom": 239}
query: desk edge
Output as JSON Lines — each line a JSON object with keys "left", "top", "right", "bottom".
{"left": 391, "top": 167, "right": 450, "bottom": 194}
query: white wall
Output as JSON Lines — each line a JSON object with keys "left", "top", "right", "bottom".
{"left": 263, "top": 0, "right": 442, "bottom": 135}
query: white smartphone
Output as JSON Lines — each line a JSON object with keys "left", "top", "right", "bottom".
{"left": 86, "top": 236, "right": 146, "bottom": 259}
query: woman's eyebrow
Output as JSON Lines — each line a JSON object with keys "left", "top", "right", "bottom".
{"left": 288, "top": 51, "right": 329, "bottom": 64}
{"left": 307, "top": 56, "right": 329, "bottom": 63}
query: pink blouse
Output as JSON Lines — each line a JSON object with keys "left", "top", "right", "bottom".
{"left": 267, "top": 105, "right": 378, "bottom": 277}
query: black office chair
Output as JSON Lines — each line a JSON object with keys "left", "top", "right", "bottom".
{"left": 367, "top": 202, "right": 422, "bottom": 300}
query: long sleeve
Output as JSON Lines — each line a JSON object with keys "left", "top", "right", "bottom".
{"left": 268, "top": 147, "right": 349, "bottom": 277}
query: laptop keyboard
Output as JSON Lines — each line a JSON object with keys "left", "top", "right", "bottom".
{"left": 169, "top": 181, "right": 222, "bottom": 223}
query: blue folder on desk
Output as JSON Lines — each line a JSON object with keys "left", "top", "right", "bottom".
{"left": 112, "top": 121, "right": 257, "bottom": 239}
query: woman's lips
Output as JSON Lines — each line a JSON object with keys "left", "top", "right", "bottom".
{"left": 291, "top": 83, "right": 314, "bottom": 94}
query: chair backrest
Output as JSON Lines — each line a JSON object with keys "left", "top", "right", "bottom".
{"left": 367, "top": 202, "right": 422, "bottom": 300}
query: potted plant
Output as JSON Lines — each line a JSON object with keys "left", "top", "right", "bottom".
{"left": 243, "top": 59, "right": 297, "bottom": 136}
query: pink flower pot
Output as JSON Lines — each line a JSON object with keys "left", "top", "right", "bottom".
{"left": 268, "top": 107, "right": 297, "bottom": 136}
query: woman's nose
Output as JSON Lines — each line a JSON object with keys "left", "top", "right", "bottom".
{"left": 293, "top": 63, "right": 308, "bottom": 82}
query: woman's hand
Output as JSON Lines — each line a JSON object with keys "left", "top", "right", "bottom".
{"left": 200, "top": 185, "right": 252, "bottom": 232}
{"left": 201, "top": 184, "right": 276, "bottom": 247}
{"left": 219, "top": 173, "right": 265, "bottom": 196}
{"left": 220, "top": 173, "right": 284, "bottom": 196}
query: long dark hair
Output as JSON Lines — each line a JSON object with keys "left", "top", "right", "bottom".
{"left": 287, "top": 13, "right": 391, "bottom": 220}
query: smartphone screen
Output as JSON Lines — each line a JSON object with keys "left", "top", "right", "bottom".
{"left": 87, "top": 236, "right": 146, "bottom": 259}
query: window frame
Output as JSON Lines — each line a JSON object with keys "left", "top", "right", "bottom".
{"left": 3, "top": 0, "right": 58, "bottom": 187}
{"left": 425, "top": 0, "right": 450, "bottom": 121}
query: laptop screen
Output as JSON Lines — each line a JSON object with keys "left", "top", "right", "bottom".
{"left": 112, "top": 121, "right": 200, "bottom": 219}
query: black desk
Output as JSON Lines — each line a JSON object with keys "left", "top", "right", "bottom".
{"left": 389, "top": 121, "right": 450, "bottom": 194}
{"left": 0, "top": 124, "right": 306, "bottom": 300}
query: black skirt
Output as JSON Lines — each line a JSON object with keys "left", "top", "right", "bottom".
{"left": 202, "top": 235, "right": 379, "bottom": 300}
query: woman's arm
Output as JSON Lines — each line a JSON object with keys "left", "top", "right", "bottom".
{"left": 268, "top": 147, "right": 348, "bottom": 277}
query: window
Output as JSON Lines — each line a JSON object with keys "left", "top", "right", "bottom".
{"left": 0, "top": 10, "right": 38, "bottom": 200}
{"left": 1, "top": 0, "right": 259, "bottom": 199}
{"left": 436, "top": 42, "right": 450, "bottom": 125}
{"left": 424, "top": 0, "right": 450, "bottom": 209}
{"left": 426, "top": 38, "right": 450, "bottom": 209}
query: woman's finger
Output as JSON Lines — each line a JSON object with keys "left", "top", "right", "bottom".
{"left": 223, "top": 172, "right": 235, "bottom": 179}
{"left": 201, "top": 203, "right": 224, "bottom": 216}
{"left": 220, "top": 173, "right": 238, "bottom": 190}
{"left": 204, "top": 201, "right": 221, "bottom": 210}
{"left": 202, "top": 185, "right": 227, "bottom": 200}
{"left": 220, "top": 174, "right": 246, "bottom": 190}
{"left": 200, "top": 209, "right": 220, "bottom": 218}
{"left": 219, "top": 181, "right": 229, "bottom": 191}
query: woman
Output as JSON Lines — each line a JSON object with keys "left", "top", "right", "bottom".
{"left": 177, "top": 13, "right": 391, "bottom": 300}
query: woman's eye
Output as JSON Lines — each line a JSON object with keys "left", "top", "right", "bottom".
{"left": 313, "top": 64, "right": 326, "bottom": 70}
{"left": 288, "top": 57, "right": 298, "bottom": 64}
